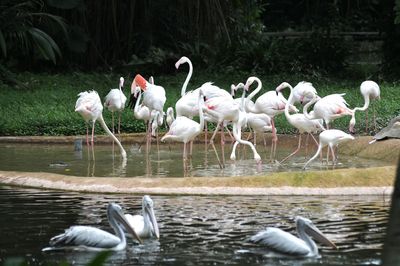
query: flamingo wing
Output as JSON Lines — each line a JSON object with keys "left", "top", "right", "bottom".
{"left": 250, "top": 227, "right": 310, "bottom": 256}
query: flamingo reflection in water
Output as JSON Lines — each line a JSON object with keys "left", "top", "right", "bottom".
{"left": 42, "top": 203, "right": 142, "bottom": 251}
{"left": 125, "top": 195, "right": 160, "bottom": 239}
{"left": 250, "top": 216, "right": 337, "bottom": 257}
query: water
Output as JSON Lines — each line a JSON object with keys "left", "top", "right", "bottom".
{"left": 0, "top": 143, "right": 389, "bottom": 177}
{"left": 0, "top": 186, "right": 389, "bottom": 265}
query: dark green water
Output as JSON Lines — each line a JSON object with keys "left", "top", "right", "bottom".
{"left": 0, "top": 143, "right": 389, "bottom": 177}
{"left": 0, "top": 186, "right": 389, "bottom": 265}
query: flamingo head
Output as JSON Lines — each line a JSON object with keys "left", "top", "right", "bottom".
{"left": 131, "top": 74, "right": 147, "bottom": 93}
{"left": 230, "top": 84, "right": 236, "bottom": 96}
{"left": 349, "top": 115, "right": 356, "bottom": 134}
{"left": 244, "top": 77, "right": 256, "bottom": 91}
{"left": 175, "top": 56, "right": 189, "bottom": 69}
{"left": 119, "top": 77, "right": 124, "bottom": 89}
{"left": 275, "top": 82, "right": 291, "bottom": 95}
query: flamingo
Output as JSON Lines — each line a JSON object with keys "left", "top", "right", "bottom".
{"left": 250, "top": 216, "right": 337, "bottom": 257}
{"left": 244, "top": 77, "right": 298, "bottom": 161}
{"left": 303, "top": 129, "right": 355, "bottom": 169}
{"left": 175, "top": 56, "right": 231, "bottom": 118}
{"left": 42, "top": 203, "right": 142, "bottom": 251}
{"left": 275, "top": 82, "right": 325, "bottom": 163}
{"left": 166, "top": 107, "right": 175, "bottom": 128}
{"left": 104, "top": 77, "right": 127, "bottom": 134}
{"left": 302, "top": 91, "right": 353, "bottom": 130}
{"left": 349, "top": 80, "right": 380, "bottom": 133}
{"left": 292, "top": 81, "right": 318, "bottom": 105}
{"left": 203, "top": 90, "right": 261, "bottom": 163}
{"left": 125, "top": 195, "right": 159, "bottom": 239}
{"left": 75, "top": 91, "right": 127, "bottom": 159}
{"left": 131, "top": 74, "right": 166, "bottom": 146}
{"left": 161, "top": 89, "right": 206, "bottom": 161}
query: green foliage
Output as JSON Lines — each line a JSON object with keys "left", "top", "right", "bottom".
{"left": 0, "top": 72, "right": 398, "bottom": 137}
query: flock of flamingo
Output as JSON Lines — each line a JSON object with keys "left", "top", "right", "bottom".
{"left": 74, "top": 56, "right": 381, "bottom": 170}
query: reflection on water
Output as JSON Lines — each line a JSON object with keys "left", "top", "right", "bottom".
{"left": 0, "top": 142, "right": 390, "bottom": 177}
{"left": 0, "top": 186, "right": 389, "bottom": 265}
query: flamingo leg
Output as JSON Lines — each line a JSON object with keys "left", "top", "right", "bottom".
{"left": 365, "top": 110, "right": 369, "bottom": 133}
{"left": 220, "top": 123, "right": 225, "bottom": 146}
{"left": 225, "top": 126, "right": 234, "bottom": 143}
{"left": 270, "top": 118, "right": 278, "bottom": 162}
{"left": 211, "top": 143, "right": 223, "bottom": 169}
{"left": 254, "top": 132, "right": 257, "bottom": 147}
{"left": 373, "top": 103, "right": 377, "bottom": 132}
{"left": 111, "top": 112, "right": 115, "bottom": 134}
{"left": 205, "top": 122, "right": 208, "bottom": 147}
{"left": 91, "top": 121, "right": 95, "bottom": 146}
{"left": 118, "top": 112, "right": 121, "bottom": 135}
{"left": 305, "top": 133, "right": 310, "bottom": 158}
{"left": 280, "top": 133, "right": 302, "bottom": 164}
{"left": 86, "top": 125, "right": 89, "bottom": 146}
{"left": 209, "top": 122, "right": 221, "bottom": 144}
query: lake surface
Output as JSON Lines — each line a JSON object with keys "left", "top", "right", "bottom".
{"left": 0, "top": 143, "right": 390, "bottom": 177}
{"left": 0, "top": 186, "right": 389, "bottom": 265}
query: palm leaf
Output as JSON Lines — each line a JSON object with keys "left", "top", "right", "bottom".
{"left": 29, "top": 27, "right": 57, "bottom": 63}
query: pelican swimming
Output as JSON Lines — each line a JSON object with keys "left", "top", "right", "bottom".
{"left": 42, "top": 203, "right": 142, "bottom": 251}
{"left": 125, "top": 195, "right": 160, "bottom": 239}
{"left": 250, "top": 216, "right": 337, "bottom": 257}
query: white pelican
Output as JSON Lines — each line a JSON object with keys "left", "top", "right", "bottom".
{"left": 250, "top": 216, "right": 337, "bottom": 257}
{"left": 125, "top": 195, "right": 160, "bottom": 239}
{"left": 42, "top": 203, "right": 142, "bottom": 251}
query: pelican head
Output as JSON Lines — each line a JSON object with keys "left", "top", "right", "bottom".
{"left": 142, "top": 195, "right": 160, "bottom": 239}
{"left": 295, "top": 216, "right": 337, "bottom": 251}
{"left": 108, "top": 203, "right": 143, "bottom": 244}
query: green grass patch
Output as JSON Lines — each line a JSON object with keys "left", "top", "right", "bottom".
{"left": 0, "top": 71, "right": 399, "bottom": 136}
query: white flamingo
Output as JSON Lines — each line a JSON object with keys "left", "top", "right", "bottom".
{"left": 303, "top": 92, "right": 353, "bottom": 130}
{"left": 131, "top": 74, "right": 166, "bottom": 145}
{"left": 104, "top": 77, "right": 127, "bottom": 134}
{"left": 349, "top": 80, "right": 380, "bottom": 133}
{"left": 276, "top": 82, "right": 325, "bottom": 163}
{"left": 161, "top": 89, "right": 206, "bottom": 161}
{"left": 243, "top": 77, "right": 298, "bottom": 161}
{"left": 75, "top": 90, "right": 127, "bottom": 159}
{"left": 303, "top": 129, "right": 355, "bottom": 169}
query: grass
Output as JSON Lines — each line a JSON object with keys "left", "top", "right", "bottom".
{"left": 0, "top": 71, "right": 399, "bottom": 136}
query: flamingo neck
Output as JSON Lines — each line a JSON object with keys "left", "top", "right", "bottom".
{"left": 240, "top": 86, "right": 246, "bottom": 111}
{"left": 181, "top": 60, "right": 193, "bottom": 96}
{"left": 134, "top": 90, "right": 142, "bottom": 113}
{"left": 303, "top": 95, "right": 317, "bottom": 120}
{"left": 198, "top": 95, "right": 205, "bottom": 131}
{"left": 284, "top": 85, "right": 294, "bottom": 122}
{"left": 246, "top": 77, "right": 262, "bottom": 102}
{"left": 353, "top": 94, "right": 370, "bottom": 113}
{"left": 98, "top": 114, "right": 127, "bottom": 159}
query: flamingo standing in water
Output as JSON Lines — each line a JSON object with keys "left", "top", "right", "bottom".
{"left": 243, "top": 77, "right": 298, "bottom": 161}
{"left": 275, "top": 82, "right": 325, "bottom": 163}
{"left": 303, "top": 129, "right": 354, "bottom": 169}
{"left": 104, "top": 77, "right": 127, "bottom": 134}
{"left": 75, "top": 90, "right": 127, "bottom": 159}
{"left": 161, "top": 89, "right": 206, "bottom": 163}
{"left": 130, "top": 74, "right": 166, "bottom": 146}
{"left": 349, "top": 80, "right": 380, "bottom": 133}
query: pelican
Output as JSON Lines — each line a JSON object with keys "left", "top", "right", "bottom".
{"left": 125, "top": 195, "right": 160, "bottom": 239}
{"left": 250, "top": 216, "right": 337, "bottom": 257}
{"left": 42, "top": 203, "right": 142, "bottom": 251}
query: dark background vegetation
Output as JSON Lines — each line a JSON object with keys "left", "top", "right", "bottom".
{"left": 0, "top": 0, "right": 399, "bottom": 136}
{"left": 2, "top": 0, "right": 400, "bottom": 78}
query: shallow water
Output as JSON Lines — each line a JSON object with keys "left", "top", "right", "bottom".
{"left": 0, "top": 142, "right": 390, "bottom": 177}
{"left": 0, "top": 186, "right": 389, "bottom": 265}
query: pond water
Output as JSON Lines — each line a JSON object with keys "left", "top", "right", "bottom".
{"left": 0, "top": 143, "right": 390, "bottom": 177}
{"left": 0, "top": 186, "right": 389, "bottom": 265}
